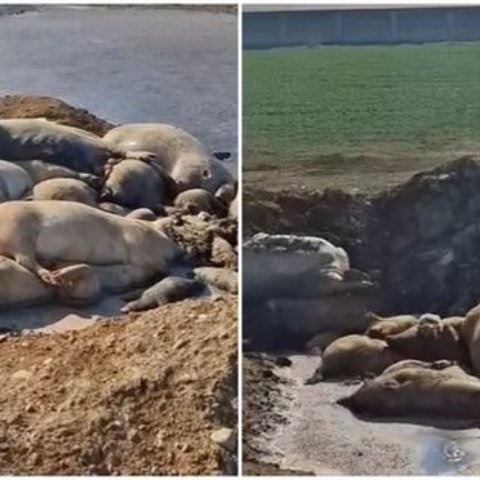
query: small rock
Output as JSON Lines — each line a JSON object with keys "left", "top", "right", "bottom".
{"left": 11, "top": 369, "right": 32, "bottom": 381}
{"left": 198, "top": 212, "right": 210, "bottom": 222}
{"left": 155, "top": 430, "right": 164, "bottom": 448}
{"left": 181, "top": 443, "right": 192, "bottom": 453}
{"left": 194, "top": 266, "right": 237, "bottom": 294}
{"left": 173, "top": 338, "right": 189, "bottom": 350}
{"left": 127, "top": 428, "right": 139, "bottom": 442}
{"left": 275, "top": 356, "right": 292, "bottom": 367}
{"left": 29, "top": 452, "right": 40, "bottom": 465}
{"left": 108, "top": 420, "right": 123, "bottom": 431}
{"left": 262, "top": 369, "right": 273, "bottom": 379}
{"left": 210, "top": 427, "right": 235, "bottom": 451}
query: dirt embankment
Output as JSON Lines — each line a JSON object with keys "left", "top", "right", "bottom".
{"left": 245, "top": 155, "right": 480, "bottom": 320}
{"left": 243, "top": 156, "right": 480, "bottom": 473}
{"left": 0, "top": 95, "right": 238, "bottom": 475}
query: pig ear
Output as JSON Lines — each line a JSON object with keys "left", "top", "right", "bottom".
{"left": 365, "top": 311, "right": 382, "bottom": 325}
{"left": 383, "top": 378, "right": 400, "bottom": 390}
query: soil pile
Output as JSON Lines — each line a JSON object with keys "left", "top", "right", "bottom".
{"left": 0, "top": 95, "right": 113, "bottom": 136}
{"left": 0, "top": 297, "right": 236, "bottom": 475}
{"left": 243, "top": 187, "right": 372, "bottom": 270}
{"left": 371, "top": 156, "right": 480, "bottom": 315}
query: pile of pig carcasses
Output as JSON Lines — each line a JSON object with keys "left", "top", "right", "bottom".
{"left": 242, "top": 233, "right": 377, "bottom": 350}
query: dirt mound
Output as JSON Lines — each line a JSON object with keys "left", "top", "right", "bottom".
{"left": 0, "top": 296, "right": 237, "bottom": 475}
{"left": 245, "top": 155, "right": 480, "bottom": 325}
{"left": 371, "top": 155, "right": 480, "bottom": 315}
{"left": 0, "top": 95, "right": 113, "bottom": 136}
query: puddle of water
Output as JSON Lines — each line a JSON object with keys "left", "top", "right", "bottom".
{"left": 0, "top": 294, "right": 125, "bottom": 333}
{"left": 0, "top": 259, "right": 211, "bottom": 335}
{"left": 0, "top": 286, "right": 213, "bottom": 335}
{"left": 256, "top": 354, "right": 480, "bottom": 475}
{"left": 420, "top": 434, "right": 469, "bottom": 475}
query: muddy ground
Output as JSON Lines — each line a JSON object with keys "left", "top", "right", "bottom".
{"left": 243, "top": 354, "right": 303, "bottom": 475}
{"left": 243, "top": 156, "right": 480, "bottom": 474}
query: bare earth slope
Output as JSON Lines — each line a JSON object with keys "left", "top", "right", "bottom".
{"left": 0, "top": 297, "right": 236, "bottom": 475}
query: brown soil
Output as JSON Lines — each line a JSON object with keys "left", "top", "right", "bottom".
{"left": 244, "top": 151, "right": 475, "bottom": 196}
{"left": 0, "top": 95, "right": 114, "bottom": 136}
{"left": 0, "top": 296, "right": 237, "bottom": 475}
{"left": 245, "top": 156, "right": 480, "bottom": 317}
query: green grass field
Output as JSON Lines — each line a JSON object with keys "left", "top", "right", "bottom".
{"left": 244, "top": 42, "right": 480, "bottom": 175}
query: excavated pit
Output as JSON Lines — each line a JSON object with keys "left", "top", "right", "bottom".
{"left": 243, "top": 156, "right": 480, "bottom": 474}
{"left": 244, "top": 155, "right": 480, "bottom": 351}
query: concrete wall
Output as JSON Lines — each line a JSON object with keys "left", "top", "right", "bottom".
{"left": 243, "top": 7, "right": 480, "bottom": 48}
